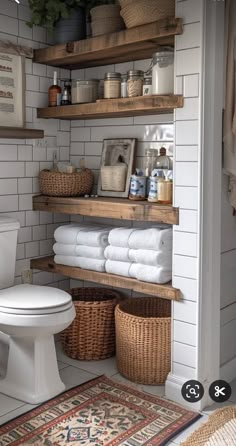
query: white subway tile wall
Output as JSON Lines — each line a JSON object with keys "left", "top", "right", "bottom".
{"left": 0, "top": 1, "right": 70, "bottom": 289}
{"left": 0, "top": 0, "right": 208, "bottom": 386}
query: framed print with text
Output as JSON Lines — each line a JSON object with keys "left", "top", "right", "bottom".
{"left": 0, "top": 52, "right": 24, "bottom": 127}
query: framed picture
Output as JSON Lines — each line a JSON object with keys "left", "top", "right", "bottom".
{"left": 97, "top": 138, "right": 137, "bottom": 198}
{"left": 0, "top": 52, "right": 24, "bottom": 127}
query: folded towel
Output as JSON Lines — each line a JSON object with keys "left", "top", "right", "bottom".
{"left": 128, "top": 227, "right": 172, "bottom": 251}
{"left": 105, "top": 260, "right": 132, "bottom": 277}
{"left": 53, "top": 243, "right": 105, "bottom": 259}
{"left": 76, "top": 227, "right": 110, "bottom": 247}
{"left": 129, "top": 264, "right": 171, "bottom": 284}
{"left": 54, "top": 255, "right": 106, "bottom": 272}
{"left": 104, "top": 246, "right": 130, "bottom": 262}
{"left": 108, "top": 227, "right": 137, "bottom": 248}
{"left": 129, "top": 248, "right": 172, "bottom": 267}
{"left": 54, "top": 224, "right": 88, "bottom": 244}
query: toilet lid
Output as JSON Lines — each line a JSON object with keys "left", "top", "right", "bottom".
{"left": 0, "top": 284, "right": 72, "bottom": 315}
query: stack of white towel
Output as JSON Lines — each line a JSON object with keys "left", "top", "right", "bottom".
{"left": 105, "top": 226, "right": 172, "bottom": 284}
{"left": 53, "top": 224, "right": 111, "bottom": 272}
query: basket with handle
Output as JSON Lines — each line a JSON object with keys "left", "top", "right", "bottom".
{"left": 60, "top": 287, "right": 121, "bottom": 360}
{"left": 115, "top": 297, "right": 171, "bottom": 384}
{"left": 39, "top": 168, "right": 93, "bottom": 197}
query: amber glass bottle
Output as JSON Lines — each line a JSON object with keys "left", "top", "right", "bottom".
{"left": 48, "top": 71, "right": 61, "bottom": 106}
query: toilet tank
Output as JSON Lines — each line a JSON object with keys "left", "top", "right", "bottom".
{"left": 0, "top": 216, "right": 20, "bottom": 289}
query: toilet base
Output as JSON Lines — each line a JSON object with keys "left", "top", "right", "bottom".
{"left": 0, "top": 335, "right": 65, "bottom": 404}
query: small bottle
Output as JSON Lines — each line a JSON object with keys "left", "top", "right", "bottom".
{"left": 121, "top": 74, "right": 127, "bottom": 98}
{"left": 48, "top": 71, "right": 61, "bottom": 107}
{"left": 143, "top": 76, "right": 152, "bottom": 96}
{"left": 61, "top": 79, "right": 71, "bottom": 105}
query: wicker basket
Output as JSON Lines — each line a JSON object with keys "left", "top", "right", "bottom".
{"left": 39, "top": 168, "right": 93, "bottom": 197}
{"left": 115, "top": 297, "right": 171, "bottom": 384}
{"left": 60, "top": 287, "right": 120, "bottom": 360}
{"left": 120, "top": 0, "right": 175, "bottom": 29}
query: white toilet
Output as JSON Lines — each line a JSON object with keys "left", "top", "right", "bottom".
{"left": 0, "top": 216, "right": 75, "bottom": 404}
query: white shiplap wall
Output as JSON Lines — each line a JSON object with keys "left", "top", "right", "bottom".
{"left": 167, "top": 0, "right": 202, "bottom": 391}
{"left": 220, "top": 173, "right": 236, "bottom": 381}
{"left": 0, "top": 0, "right": 70, "bottom": 289}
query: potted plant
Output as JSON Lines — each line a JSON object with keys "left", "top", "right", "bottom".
{"left": 27, "top": 0, "right": 117, "bottom": 44}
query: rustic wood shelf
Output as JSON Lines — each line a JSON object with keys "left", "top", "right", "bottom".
{"left": 37, "top": 95, "right": 183, "bottom": 120}
{"left": 31, "top": 256, "right": 180, "bottom": 300}
{"left": 33, "top": 18, "right": 182, "bottom": 69}
{"left": 0, "top": 127, "right": 44, "bottom": 139}
{"left": 33, "top": 195, "right": 179, "bottom": 224}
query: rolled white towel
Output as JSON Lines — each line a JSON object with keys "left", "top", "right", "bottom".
{"left": 129, "top": 263, "right": 171, "bottom": 284}
{"left": 76, "top": 227, "right": 110, "bottom": 247}
{"left": 105, "top": 259, "right": 132, "bottom": 277}
{"left": 53, "top": 243, "right": 105, "bottom": 259}
{"left": 108, "top": 227, "right": 137, "bottom": 248}
{"left": 128, "top": 227, "right": 172, "bottom": 251}
{"left": 129, "top": 248, "right": 172, "bottom": 267}
{"left": 54, "top": 255, "right": 106, "bottom": 272}
{"left": 104, "top": 246, "right": 130, "bottom": 262}
{"left": 54, "top": 224, "right": 88, "bottom": 244}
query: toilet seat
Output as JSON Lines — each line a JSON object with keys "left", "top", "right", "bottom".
{"left": 0, "top": 284, "right": 72, "bottom": 315}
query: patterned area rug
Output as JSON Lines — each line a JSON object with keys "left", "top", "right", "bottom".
{"left": 0, "top": 375, "right": 201, "bottom": 446}
{"left": 181, "top": 406, "right": 236, "bottom": 445}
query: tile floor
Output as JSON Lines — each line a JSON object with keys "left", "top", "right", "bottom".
{"left": 0, "top": 341, "right": 235, "bottom": 445}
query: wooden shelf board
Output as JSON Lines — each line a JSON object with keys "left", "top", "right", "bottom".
{"left": 0, "top": 127, "right": 44, "bottom": 139}
{"left": 31, "top": 256, "right": 180, "bottom": 301}
{"left": 37, "top": 95, "right": 183, "bottom": 120}
{"left": 33, "top": 18, "right": 182, "bottom": 69}
{"left": 33, "top": 195, "right": 179, "bottom": 224}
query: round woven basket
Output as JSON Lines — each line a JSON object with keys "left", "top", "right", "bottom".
{"left": 115, "top": 297, "right": 171, "bottom": 384}
{"left": 120, "top": 0, "right": 175, "bottom": 29}
{"left": 60, "top": 288, "right": 120, "bottom": 360}
{"left": 39, "top": 168, "right": 93, "bottom": 197}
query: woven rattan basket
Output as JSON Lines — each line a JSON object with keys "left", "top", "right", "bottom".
{"left": 39, "top": 168, "right": 93, "bottom": 197}
{"left": 115, "top": 297, "right": 171, "bottom": 384}
{"left": 60, "top": 287, "right": 120, "bottom": 360}
{"left": 120, "top": 0, "right": 175, "bottom": 29}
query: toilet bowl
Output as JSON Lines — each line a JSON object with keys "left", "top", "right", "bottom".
{"left": 0, "top": 213, "right": 75, "bottom": 404}
{"left": 0, "top": 284, "right": 75, "bottom": 404}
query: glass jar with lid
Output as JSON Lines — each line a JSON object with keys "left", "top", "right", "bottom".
{"left": 127, "top": 70, "right": 144, "bottom": 97}
{"left": 151, "top": 48, "right": 174, "bottom": 95}
{"left": 104, "top": 72, "right": 121, "bottom": 99}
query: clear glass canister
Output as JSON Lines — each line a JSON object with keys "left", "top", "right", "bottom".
{"left": 144, "top": 148, "right": 158, "bottom": 176}
{"left": 71, "top": 79, "right": 99, "bottom": 104}
{"left": 104, "top": 72, "right": 121, "bottom": 99}
{"left": 152, "top": 48, "right": 174, "bottom": 95}
{"left": 127, "top": 70, "right": 144, "bottom": 97}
